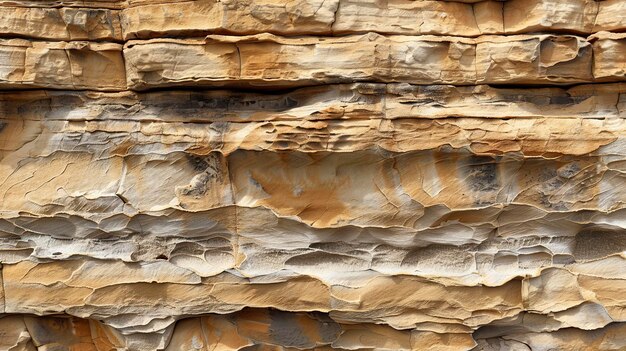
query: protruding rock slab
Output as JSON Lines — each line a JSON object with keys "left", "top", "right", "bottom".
{"left": 124, "top": 33, "right": 626, "bottom": 90}
{"left": 0, "top": 33, "right": 621, "bottom": 91}
{"left": 0, "top": 39, "right": 125, "bottom": 90}
{"left": 2, "top": 260, "right": 524, "bottom": 332}
{"left": 119, "top": 0, "right": 626, "bottom": 39}
{"left": 0, "top": 6, "right": 123, "bottom": 41}
{"left": 2, "top": 0, "right": 624, "bottom": 41}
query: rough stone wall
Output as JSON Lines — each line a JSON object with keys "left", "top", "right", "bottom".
{"left": 0, "top": 0, "right": 625, "bottom": 350}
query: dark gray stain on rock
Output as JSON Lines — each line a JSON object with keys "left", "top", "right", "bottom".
{"left": 268, "top": 309, "right": 341, "bottom": 348}
{"left": 497, "top": 92, "right": 585, "bottom": 106}
{"left": 160, "top": 93, "right": 300, "bottom": 112}
{"left": 186, "top": 153, "right": 222, "bottom": 177}
{"left": 466, "top": 156, "right": 499, "bottom": 192}
{"left": 310, "top": 312, "right": 342, "bottom": 343}
{"left": 268, "top": 309, "right": 314, "bottom": 348}
{"left": 187, "top": 154, "right": 212, "bottom": 172}
{"left": 180, "top": 152, "right": 225, "bottom": 198}
{"left": 574, "top": 227, "right": 626, "bottom": 261}
{"left": 23, "top": 317, "right": 72, "bottom": 343}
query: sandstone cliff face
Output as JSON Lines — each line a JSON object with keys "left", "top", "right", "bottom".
{"left": 0, "top": 0, "right": 626, "bottom": 350}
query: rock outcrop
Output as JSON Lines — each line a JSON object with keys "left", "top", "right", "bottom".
{"left": 0, "top": 0, "right": 625, "bottom": 350}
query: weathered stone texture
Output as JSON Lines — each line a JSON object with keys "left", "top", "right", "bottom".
{"left": 6, "top": 0, "right": 625, "bottom": 41}
{"left": 124, "top": 32, "right": 626, "bottom": 90}
{"left": 0, "top": 39, "right": 125, "bottom": 90}
{"left": 0, "top": 0, "right": 626, "bottom": 350}
{"left": 0, "top": 6, "right": 123, "bottom": 41}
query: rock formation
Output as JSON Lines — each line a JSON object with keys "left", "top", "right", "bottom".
{"left": 0, "top": 0, "right": 625, "bottom": 350}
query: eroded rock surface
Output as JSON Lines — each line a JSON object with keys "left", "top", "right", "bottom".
{"left": 1, "top": 0, "right": 626, "bottom": 350}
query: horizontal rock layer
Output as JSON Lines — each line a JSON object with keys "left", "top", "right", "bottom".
{"left": 0, "top": 39, "right": 125, "bottom": 90}
{"left": 0, "top": 6, "right": 123, "bottom": 41}
{"left": 3, "top": 312, "right": 626, "bottom": 350}
{"left": 3, "top": 83, "right": 623, "bottom": 121}
{"left": 1, "top": 0, "right": 626, "bottom": 350}
{"left": 125, "top": 32, "right": 626, "bottom": 89}
{"left": 2, "top": 83, "right": 625, "bottom": 155}
{"left": 1, "top": 0, "right": 626, "bottom": 41}
{"left": 1, "top": 32, "right": 625, "bottom": 90}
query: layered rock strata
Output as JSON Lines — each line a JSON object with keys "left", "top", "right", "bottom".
{"left": 2, "top": 0, "right": 626, "bottom": 41}
{"left": 1, "top": 0, "right": 626, "bottom": 350}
